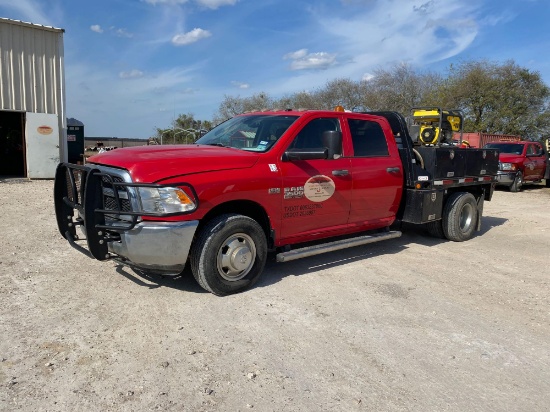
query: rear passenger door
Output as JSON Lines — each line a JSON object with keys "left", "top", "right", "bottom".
{"left": 346, "top": 116, "right": 403, "bottom": 226}
{"left": 529, "top": 143, "right": 546, "bottom": 179}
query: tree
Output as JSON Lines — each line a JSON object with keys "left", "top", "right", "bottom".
{"left": 433, "top": 60, "right": 550, "bottom": 138}
{"left": 210, "top": 59, "right": 550, "bottom": 140}
{"left": 151, "top": 113, "right": 213, "bottom": 144}
{"left": 363, "top": 63, "right": 443, "bottom": 114}
{"left": 213, "top": 93, "right": 273, "bottom": 124}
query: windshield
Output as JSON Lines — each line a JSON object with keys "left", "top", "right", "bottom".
{"left": 484, "top": 143, "right": 524, "bottom": 154}
{"left": 195, "top": 115, "right": 299, "bottom": 152}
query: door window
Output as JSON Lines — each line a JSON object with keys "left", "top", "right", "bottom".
{"left": 347, "top": 119, "right": 389, "bottom": 157}
{"left": 290, "top": 118, "right": 340, "bottom": 149}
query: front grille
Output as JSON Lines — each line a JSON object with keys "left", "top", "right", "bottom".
{"left": 101, "top": 175, "right": 133, "bottom": 213}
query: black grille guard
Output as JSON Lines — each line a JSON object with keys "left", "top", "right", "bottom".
{"left": 54, "top": 162, "right": 198, "bottom": 261}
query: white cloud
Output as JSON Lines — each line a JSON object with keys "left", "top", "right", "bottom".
{"left": 362, "top": 72, "right": 374, "bottom": 81}
{"left": 90, "top": 24, "right": 103, "bottom": 33}
{"left": 283, "top": 49, "right": 308, "bottom": 60}
{"left": 284, "top": 49, "right": 337, "bottom": 70}
{"left": 141, "top": 0, "right": 236, "bottom": 7}
{"left": 317, "top": 0, "right": 480, "bottom": 70}
{"left": 142, "top": 0, "right": 188, "bottom": 5}
{"left": 115, "top": 28, "right": 133, "bottom": 38}
{"left": 231, "top": 81, "right": 250, "bottom": 89}
{"left": 65, "top": 62, "right": 216, "bottom": 138}
{"left": 196, "top": 0, "right": 238, "bottom": 9}
{"left": 119, "top": 70, "right": 145, "bottom": 79}
{"left": 172, "top": 28, "right": 212, "bottom": 46}
{"left": 0, "top": 0, "right": 52, "bottom": 25}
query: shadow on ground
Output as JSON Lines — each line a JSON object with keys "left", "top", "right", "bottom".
{"left": 111, "top": 213, "right": 508, "bottom": 294}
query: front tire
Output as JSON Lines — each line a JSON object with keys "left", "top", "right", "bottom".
{"left": 442, "top": 192, "right": 478, "bottom": 242}
{"left": 510, "top": 171, "right": 523, "bottom": 192}
{"left": 190, "top": 214, "right": 267, "bottom": 296}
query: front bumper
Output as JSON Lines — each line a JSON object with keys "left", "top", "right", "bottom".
{"left": 54, "top": 163, "right": 199, "bottom": 274}
{"left": 108, "top": 220, "right": 199, "bottom": 273}
{"left": 495, "top": 171, "right": 517, "bottom": 186}
{"left": 107, "top": 220, "right": 198, "bottom": 273}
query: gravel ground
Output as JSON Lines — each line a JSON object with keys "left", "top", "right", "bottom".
{"left": 1, "top": 178, "right": 549, "bottom": 412}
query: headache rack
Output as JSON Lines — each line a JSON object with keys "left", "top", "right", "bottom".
{"left": 53, "top": 163, "right": 197, "bottom": 261}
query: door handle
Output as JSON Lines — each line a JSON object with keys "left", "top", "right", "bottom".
{"left": 386, "top": 167, "right": 401, "bottom": 174}
{"left": 332, "top": 169, "right": 349, "bottom": 176}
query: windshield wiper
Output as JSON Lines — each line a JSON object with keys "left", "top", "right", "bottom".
{"left": 207, "top": 142, "right": 226, "bottom": 147}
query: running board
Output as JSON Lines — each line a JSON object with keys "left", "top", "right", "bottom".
{"left": 276, "top": 230, "right": 402, "bottom": 263}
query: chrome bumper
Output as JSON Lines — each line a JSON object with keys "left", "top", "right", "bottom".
{"left": 495, "top": 171, "right": 516, "bottom": 186}
{"left": 108, "top": 220, "right": 199, "bottom": 273}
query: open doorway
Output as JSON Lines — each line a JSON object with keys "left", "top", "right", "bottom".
{"left": 0, "top": 111, "right": 26, "bottom": 177}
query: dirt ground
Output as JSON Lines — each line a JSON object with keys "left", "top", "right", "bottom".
{"left": 1, "top": 179, "right": 549, "bottom": 412}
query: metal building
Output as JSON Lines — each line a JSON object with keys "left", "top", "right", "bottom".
{"left": 0, "top": 17, "right": 66, "bottom": 178}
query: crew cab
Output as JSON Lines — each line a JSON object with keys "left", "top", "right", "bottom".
{"left": 54, "top": 109, "right": 498, "bottom": 295}
{"left": 483, "top": 141, "right": 549, "bottom": 192}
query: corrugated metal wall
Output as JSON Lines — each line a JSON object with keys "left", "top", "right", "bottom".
{"left": 0, "top": 18, "right": 65, "bottom": 114}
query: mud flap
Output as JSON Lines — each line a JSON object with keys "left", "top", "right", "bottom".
{"left": 476, "top": 193, "right": 485, "bottom": 231}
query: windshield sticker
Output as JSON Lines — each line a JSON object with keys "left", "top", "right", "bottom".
{"left": 304, "top": 175, "right": 336, "bottom": 203}
{"left": 260, "top": 141, "right": 269, "bottom": 145}
{"left": 284, "top": 186, "right": 304, "bottom": 199}
{"left": 269, "top": 164, "right": 278, "bottom": 172}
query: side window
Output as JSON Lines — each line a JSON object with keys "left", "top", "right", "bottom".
{"left": 526, "top": 144, "right": 536, "bottom": 155}
{"left": 291, "top": 118, "right": 340, "bottom": 149}
{"left": 348, "top": 119, "right": 389, "bottom": 157}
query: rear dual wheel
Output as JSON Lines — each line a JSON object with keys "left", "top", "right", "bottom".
{"left": 190, "top": 214, "right": 267, "bottom": 296}
{"left": 442, "top": 192, "right": 478, "bottom": 242}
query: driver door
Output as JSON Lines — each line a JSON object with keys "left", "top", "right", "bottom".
{"left": 279, "top": 116, "right": 352, "bottom": 242}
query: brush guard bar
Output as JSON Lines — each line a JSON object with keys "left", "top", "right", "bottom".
{"left": 54, "top": 162, "right": 198, "bottom": 262}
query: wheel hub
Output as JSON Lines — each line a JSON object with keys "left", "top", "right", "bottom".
{"left": 460, "top": 204, "right": 473, "bottom": 232}
{"left": 217, "top": 234, "right": 256, "bottom": 281}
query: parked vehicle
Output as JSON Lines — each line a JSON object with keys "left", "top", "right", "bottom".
{"left": 456, "top": 132, "right": 522, "bottom": 149}
{"left": 483, "top": 140, "right": 549, "bottom": 192}
{"left": 54, "top": 109, "right": 499, "bottom": 295}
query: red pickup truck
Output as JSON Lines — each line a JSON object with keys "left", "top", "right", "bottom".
{"left": 54, "top": 110, "right": 498, "bottom": 295}
{"left": 483, "top": 141, "right": 549, "bottom": 191}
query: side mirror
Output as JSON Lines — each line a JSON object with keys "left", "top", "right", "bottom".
{"left": 322, "top": 130, "right": 342, "bottom": 159}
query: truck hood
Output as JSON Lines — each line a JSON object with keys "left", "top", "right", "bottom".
{"left": 497, "top": 153, "right": 524, "bottom": 164}
{"left": 88, "top": 145, "right": 259, "bottom": 182}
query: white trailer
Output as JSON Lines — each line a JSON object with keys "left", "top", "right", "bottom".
{"left": 0, "top": 17, "right": 66, "bottom": 178}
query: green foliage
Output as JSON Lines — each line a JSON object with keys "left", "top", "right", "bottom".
{"left": 430, "top": 60, "right": 550, "bottom": 138}
{"left": 158, "top": 59, "right": 550, "bottom": 142}
{"left": 152, "top": 113, "right": 213, "bottom": 144}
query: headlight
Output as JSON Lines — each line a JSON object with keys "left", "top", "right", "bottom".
{"left": 500, "top": 162, "right": 516, "bottom": 171}
{"left": 138, "top": 187, "right": 197, "bottom": 214}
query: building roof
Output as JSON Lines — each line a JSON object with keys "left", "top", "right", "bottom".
{"left": 0, "top": 17, "right": 64, "bottom": 33}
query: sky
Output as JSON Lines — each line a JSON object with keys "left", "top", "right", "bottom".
{"left": 1, "top": 0, "right": 549, "bottom": 139}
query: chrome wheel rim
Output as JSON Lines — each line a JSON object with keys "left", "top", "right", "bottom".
{"left": 460, "top": 203, "right": 474, "bottom": 232}
{"left": 217, "top": 233, "right": 256, "bottom": 281}
{"left": 516, "top": 174, "right": 523, "bottom": 189}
